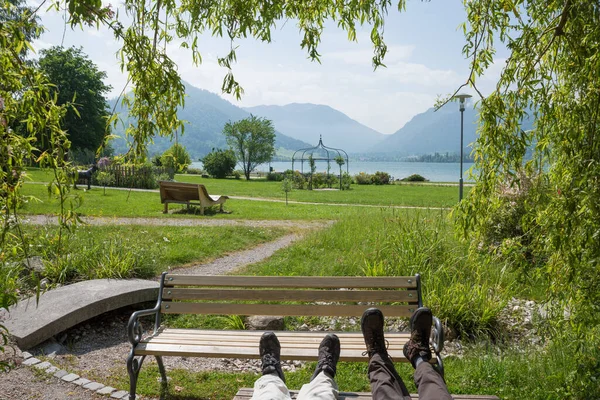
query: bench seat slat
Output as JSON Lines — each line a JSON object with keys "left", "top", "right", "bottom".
{"left": 234, "top": 388, "right": 500, "bottom": 400}
{"left": 164, "top": 275, "right": 418, "bottom": 289}
{"left": 135, "top": 342, "right": 404, "bottom": 361}
{"left": 162, "top": 303, "right": 416, "bottom": 317}
{"left": 163, "top": 288, "right": 419, "bottom": 302}
{"left": 136, "top": 329, "right": 412, "bottom": 362}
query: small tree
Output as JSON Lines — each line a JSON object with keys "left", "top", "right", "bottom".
{"left": 202, "top": 149, "right": 237, "bottom": 178}
{"left": 95, "top": 171, "right": 115, "bottom": 195}
{"left": 223, "top": 115, "right": 275, "bottom": 180}
{"left": 160, "top": 143, "right": 191, "bottom": 173}
{"left": 282, "top": 177, "right": 292, "bottom": 205}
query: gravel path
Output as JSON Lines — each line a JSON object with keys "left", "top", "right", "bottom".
{"left": 21, "top": 214, "right": 333, "bottom": 229}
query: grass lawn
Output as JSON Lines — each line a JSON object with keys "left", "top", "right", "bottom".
{"left": 19, "top": 183, "right": 448, "bottom": 220}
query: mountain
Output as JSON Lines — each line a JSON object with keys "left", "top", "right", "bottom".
{"left": 243, "top": 103, "right": 386, "bottom": 153}
{"left": 109, "top": 83, "right": 311, "bottom": 159}
{"left": 368, "top": 105, "right": 534, "bottom": 156}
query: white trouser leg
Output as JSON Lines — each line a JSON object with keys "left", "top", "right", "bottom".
{"left": 296, "top": 371, "right": 339, "bottom": 400}
{"left": 250, "top": 373, "right": 292, "bottom": 400}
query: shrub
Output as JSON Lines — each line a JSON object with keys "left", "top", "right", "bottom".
{"left": 401, "top": 174, "right": 428, "bottom": 182}
{"left": 232, "top": 170, "right": 242, "bottom": 179}
{"left": 372, "top": 171, "right": 390, "bottom": 185}
{"left": 284, "top": 170, "right": 305, "bottom": 189}
{"left": 266, "top": 172, "right": 285, "bottom": 181}
{"left": 341, "top": 172, "right": 352, "bottom": 190}
{"left": 186, "top": 168, "right": 204, "bottom": 175}
{"left": 202, "top": 149, "right": 237, "bottom": 178}
{"left": 354, "top": 172, "right": 372, "bottom": 185}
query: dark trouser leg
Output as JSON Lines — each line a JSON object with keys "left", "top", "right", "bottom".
{"left": 414, "top": 362, "right": 452, "bottom": 400}
{"left": 368, "top": 353, "right": 412, "bottom": 400}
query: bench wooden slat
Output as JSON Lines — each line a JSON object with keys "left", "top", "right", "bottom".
{"left": 164, "top": 275, "right": 419, "bottom": 289}
{"left": 135, "top": 342, "right": 405, "bottom": 361}
{"left": 163, "top": 288, "right": 420, "bottom": 302}
{"left": 234, "top": 388, "right": 500, "bottom": 400}
{"left": 160, "top": 328, "right": 409, "bottom": 338}
{"left": 162, "top": 303, "right": 417, "bottom": 317}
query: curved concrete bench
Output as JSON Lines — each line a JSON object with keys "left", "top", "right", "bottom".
{"left": 4, "top": 279, "right": 159, "bottom": 349}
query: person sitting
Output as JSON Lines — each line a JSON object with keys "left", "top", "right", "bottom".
{"left": 250, "top": 307, "right": 451, "bottom": 400}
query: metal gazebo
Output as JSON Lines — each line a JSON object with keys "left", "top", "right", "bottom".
{"left": 291, "top": 136, "right": 349, "bottom": 189}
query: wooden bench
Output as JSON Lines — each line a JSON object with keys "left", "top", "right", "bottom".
{"left": 159, "top": 181, "right": 229, "bottom": 215}
{"left": 126, "top": 273, "right": 496, "bottom": 400}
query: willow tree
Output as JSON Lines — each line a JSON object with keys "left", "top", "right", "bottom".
{"left": 449, "top": 0, "right": 600, "bottom": 339}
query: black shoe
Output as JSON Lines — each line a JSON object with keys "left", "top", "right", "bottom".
{"left": 361, "top": 308, "right": 388, "bottom": 358}
{"left": 259, "top": 331, "right": 285, "bottom": 382}
{"left": 403, "top": 307, "right": 433, "bottom": 368}
{"left": 311, "top": 334, "right": 340, "bottom": 381}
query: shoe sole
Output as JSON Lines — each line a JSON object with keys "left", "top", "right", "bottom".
{"left": 409, "top": 307, "right": 432, "bottom": 336}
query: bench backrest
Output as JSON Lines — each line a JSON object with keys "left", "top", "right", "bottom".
{"left": 159, "top": 181, "right": 201, "bottom": 203}
{"left": 158, "top": 274, "right": 422, "bottom": 319}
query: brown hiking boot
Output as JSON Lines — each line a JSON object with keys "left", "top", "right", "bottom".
{"left": 361, "top": 308, "right": 388, "bottom": 358}
{"left": 403, "top": 307, "right": 433, "bottom": 368}
{"left": 259, "top": 331, "right": 285, "bottom": 382}
{"left": 310, "top": 333, "right": 340, "bottom": 381}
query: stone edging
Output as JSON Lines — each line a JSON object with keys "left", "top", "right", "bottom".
{"left": 21, "top": 351, "right": 134, "bottom": 399}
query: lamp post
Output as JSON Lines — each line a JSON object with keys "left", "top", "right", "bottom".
{"left": 454, "top": 93, "right": 472, "bottom": 201}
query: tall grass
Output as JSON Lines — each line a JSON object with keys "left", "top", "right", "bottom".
{"left": 243, "top": 208, "right": 523, "bottom": 338}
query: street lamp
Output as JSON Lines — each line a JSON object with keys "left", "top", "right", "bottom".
{"left": 454, "top": 93, "right": 472, "bottom": 201}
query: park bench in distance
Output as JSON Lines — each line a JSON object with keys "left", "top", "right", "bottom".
{"left": 159, "top": 181, "right": 229, "bottom": 215}
{"left": 126, "top": 273, "right": 497, "bottom": 399}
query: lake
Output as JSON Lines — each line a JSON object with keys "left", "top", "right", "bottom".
{"left": 190, "top": 160, "right": 477, "bottom": 183}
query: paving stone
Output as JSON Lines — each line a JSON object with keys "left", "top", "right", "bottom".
{"left": 53, "top": 369, "right": 68, "bottom": 378}
{"left": 83, "top": 382, "right": 105, "bottom": 391}
{"left": 110, "top": 390, "right": 128, "bottom": 399}
{"left": 61, "top": 373, "right": 80, "bottom": 382}
{"left": 22, "top": 351, "right": 33, "bottom": 359}
{"left": 45, "top": 366, "right": 59, "bottom": 374}
{"left": 96, "top": 386, "right": 116, "bottom": 395}
{"left": 33, "top": 361, "right": 53, "bottom": 370}
{"left": 73, "top": 378, "right": 91, "bottom": 386}
{"left": 22, "top": 357, "right": 40, "bottom": 366}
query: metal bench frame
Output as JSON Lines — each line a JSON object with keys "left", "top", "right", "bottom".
{"left": 126, "top": 272, "right": 445, "bottom": 400}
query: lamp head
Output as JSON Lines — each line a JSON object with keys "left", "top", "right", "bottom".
{"left": 454, "top": 93, "right": 472, "bottom": 111}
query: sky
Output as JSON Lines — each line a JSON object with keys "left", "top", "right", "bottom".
{"left": 30, "top": 1, "right": 507, "bottom": 134}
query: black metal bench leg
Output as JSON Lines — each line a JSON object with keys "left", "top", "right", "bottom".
{"left": 156, "top": 355, "right": 167, "bottom": 384}
{"left": 127, "top": 350, "right": 146, "bottom": 400}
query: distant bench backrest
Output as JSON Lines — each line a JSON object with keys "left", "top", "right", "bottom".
{"left": 159, "top": 181, "right": 201, "bottom": 203}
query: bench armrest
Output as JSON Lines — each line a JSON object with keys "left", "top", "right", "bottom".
{"left": 432, "top": 316, "right": 444, "bottom": 354}
{"left": 127, "top": 272, "right": 167, "bottom": 346}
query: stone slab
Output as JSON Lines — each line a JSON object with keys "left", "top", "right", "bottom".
{"left": 5, "top": 279, "right": 158, "bottom": 349}
{"left": 111, "top": 390, "right": 129, "bottom": 399}
{"left": 53, "top": 369, "right": 68, "bottom": 378}
{"left": 33, "top": 361, "right": 52, "bottom": 370}
{"left": 83, "top": 381, "right": 105, "bottom": 391}
{"left": 22, "top": 357, "right": 40, "bottom": 366}
{"left": 97, "top": 386, "right": 116, "bottom": 395}
{"left": 73, "top": 378, "right": 92, "bottom": 386}
{"left": 61, "top": 373, "right": 80, "bottom": 382}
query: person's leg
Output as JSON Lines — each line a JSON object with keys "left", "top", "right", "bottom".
{"left": 297, "top": 334, "right": 340, "bottom": 400}
{"left": 251, "top": 373, "right": 291, "bottom": 400}
{"left": 251, "top": 332, "right": 291, "bottom": 400}
{"left": 361, "top": 308, "right": 412, "bottom": 400}
{"left": 413, "top": 362, "right": 452, "bottom": 400}
{"left": 403, "top": 307, "right": 452, "bottom": 400}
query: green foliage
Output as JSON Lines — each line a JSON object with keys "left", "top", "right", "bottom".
{"left": 185, "top": 167, "right": 204, "bottom": 175}
{"left": 284, "top": 170, "right": 306, "bottom": 189}
{"left": 38, "top": 46, "right": 112, "bottom": 153}
{"left": 224, "top": 115, "right": 275, "bottom": 180}
{"left": 160, "top": 143, "right": 191, "bottom": 173}
{"left": 453, "top": 1, "right": 600, "bottom": 345}
{"left": 202, "top": 148, "right": 236, "bottom": 178}
{"left": 218, "top": 315, "right": 246, "bottom": 330}
{"left": 401, "top": 174, "right": 428, "bottom": 182}
{"left": 354, "top": 171, "right": 391, "bottom": 185}
{"left": 266, "top": 172, "right": 285, "bottom": 181}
